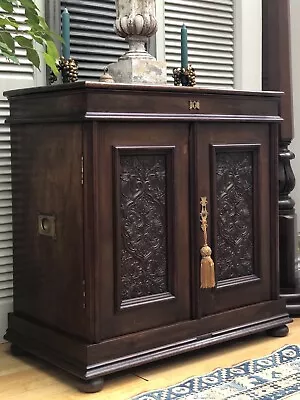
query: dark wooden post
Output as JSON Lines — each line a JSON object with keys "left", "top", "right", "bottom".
{"left": 262, "top": 0, "right": 299, "bottom": 313}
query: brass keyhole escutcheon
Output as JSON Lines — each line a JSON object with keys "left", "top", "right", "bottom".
{"left": 189, "top": 100, "right": 200, "bottom": 110}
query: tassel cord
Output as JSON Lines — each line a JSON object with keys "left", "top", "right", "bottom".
{"left": 199, "top": 197, "right": 215, "bottom": 289}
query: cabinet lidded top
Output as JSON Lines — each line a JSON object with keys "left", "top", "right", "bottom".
{"left": 4, "top": 81, "right": 283, "bottom": 124}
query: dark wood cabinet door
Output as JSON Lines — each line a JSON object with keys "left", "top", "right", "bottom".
{"left": 90, "top": 122, "right": 190, "bottom": 340}
{"left": 194, "top": 123, "right": 278, "bottom": 317}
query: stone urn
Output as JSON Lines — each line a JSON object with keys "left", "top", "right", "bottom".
{"left": 106, "top": 0, "right": 167, "bottom": 84}
{"left": 114, "top": 0, "right": 157, "bottom": 60}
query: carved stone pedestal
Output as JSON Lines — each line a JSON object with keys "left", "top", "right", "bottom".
{"left": 108, "top": 58, "right": 167, "bottom": 85}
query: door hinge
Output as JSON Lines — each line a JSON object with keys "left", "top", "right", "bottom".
{"left": 82, "top": 279, "right": 86, "bottom": 309}
{"left": 81, "top": 155, "right": 84, "bottom": 185}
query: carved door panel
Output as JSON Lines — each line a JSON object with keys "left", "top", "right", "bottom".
{"left": 93, "top": 122, "right": 190, "bottom": 340}
{"left": 194, "top": 123, "right": 277, "bottom": 316}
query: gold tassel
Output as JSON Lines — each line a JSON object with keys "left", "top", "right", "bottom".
{"left": 200, "top": 197, "right": 216, "bottom": 289}
{"left": 200, "top": 245, "right": 215, "bottom": 288}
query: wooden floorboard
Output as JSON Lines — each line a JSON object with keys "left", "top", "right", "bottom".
{"left": 0, "top": 319, "right": 300, "bottom": 399}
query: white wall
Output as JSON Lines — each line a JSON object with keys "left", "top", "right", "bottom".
{"left": 290, "top": 0, "right": 300, "bottom": 229}
{"left": 234, "top": 0, "right": 262, "bottom": 90}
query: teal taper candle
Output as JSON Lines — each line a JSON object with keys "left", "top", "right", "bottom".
{"left": 181, "top": 24, "right": 188, "bottom": 69}
{"left": 62, "top": 8, "right": 70, "bottom": 59}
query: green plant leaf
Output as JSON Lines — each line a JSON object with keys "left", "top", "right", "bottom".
{"left": 0, "top": 0, "right": 14, "bottom": 13}
{"left": 0, "top": 31, "right": 15, "bottom": 52}
{"left": 0, "top": 40, "right": 13, "bottom": 54}
{"left": 19, "top": 0, "right": 38, "bottom": 10}
{"left": 29, "top": 34, "right": 43, "bottom": 45}
{"left": 46, "top": 40, "right": 59, "bottom": 60}
{"left": 15, "top": 35, "right": 33, "bottom": 49}
{"left": 0, "top": 42, "right": 19, "bottom": 63}
{"left": 38, "top": 15, "right": 48, "bottom": 31}
{"left": 0, "top": 0, "right": 61, "bottom": 74}
{"left": 7, "top": 16, "right": 19, "bottom": 29}
{"left": 1, "top": 52, "right": 19, "bottom": 64}
{"left": 26, "top": 47, "right": 40, "bottom": 68}
{"left": 25, "top": 8, "right": 39, "bottom": 26}
{"left": 43, "top": 52, "right": 59, "bottom": 76}
{"left": 0, "top": 16, "right": 18, "bottom": 29}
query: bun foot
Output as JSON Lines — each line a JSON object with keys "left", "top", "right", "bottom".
{"left": 10, "top": 344, "right": 27, "bottom": 357}
{"left": 267, "top": 324, "right": 289, "bottom": 337}
{"left": 77, "top": 377, "right": 104, "bottom": 393}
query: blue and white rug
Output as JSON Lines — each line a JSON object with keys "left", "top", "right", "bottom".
{"left": 131, "top": 344, "right": 300, "bottom": 399}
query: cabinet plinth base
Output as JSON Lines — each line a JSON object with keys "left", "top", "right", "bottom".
{"left": 4, "top": 306, "right": 292, "bottom": 391}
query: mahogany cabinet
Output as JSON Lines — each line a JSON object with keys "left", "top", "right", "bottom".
{"left": 4, "top": 82, "right": 291, "bottom": 392}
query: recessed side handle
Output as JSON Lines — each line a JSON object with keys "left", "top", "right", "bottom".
{"left": 38, "top": 214, "right": 56, "bottom": 239}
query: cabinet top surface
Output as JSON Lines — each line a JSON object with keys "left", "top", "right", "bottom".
{"left": 4, "top": 81, "right": 283, "bottom": 98}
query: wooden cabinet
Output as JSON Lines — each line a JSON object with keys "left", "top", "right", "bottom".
{"left": 4, "top": 83, "right": 291, "bottom": 392}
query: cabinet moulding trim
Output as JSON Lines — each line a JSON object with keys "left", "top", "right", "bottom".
{"left": 5, "top": 115, "right": 283, "bottom": 125}
{"left": 120, "top": 293, "right": 176, "bottom": 310}
{"left": 114, "top": 145, "right": 176, "bottom": 152}
{"left": 217, "top": 275, "right": 261, "bottom": 288}
{"left": 84, "top": 113, "right": 283, "bottom": 123}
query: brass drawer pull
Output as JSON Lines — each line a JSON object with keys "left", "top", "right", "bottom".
{"left": 200, "top": 197, "right": 215, "bottom": 289}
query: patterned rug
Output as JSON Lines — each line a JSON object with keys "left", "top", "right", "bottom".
{"left": 131, "top": 345, "right": 300, "bottom": 399}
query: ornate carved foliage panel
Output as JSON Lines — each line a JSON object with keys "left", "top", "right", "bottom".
{"left": 211, "top": 145, "right": 259, "bottom": 282}
{"left": 114, "top": 147, "right": 174, "bottom": 304}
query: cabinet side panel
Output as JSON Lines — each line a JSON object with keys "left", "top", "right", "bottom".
{"left": 11, "top": 123, "right": 87, "bottom": 340}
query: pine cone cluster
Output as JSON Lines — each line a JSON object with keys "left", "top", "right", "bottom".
{"left": 49, "top": 57, "right": 79, "bottom": 84}
{"left": 172, "top": 65, "right": 196, "bottom": 87}
{"left": 186, "top": 65, "right": 196, "bottom": 86}
{"left": 173, "top": 68, "right": 182, "bottom": 86}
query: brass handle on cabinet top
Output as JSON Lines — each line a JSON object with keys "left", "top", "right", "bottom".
{"left": 199, "top": 197, "right": 215, "bottom": 289}
{"left": 38, "top": 214, "right": 56, "bottom": 239}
